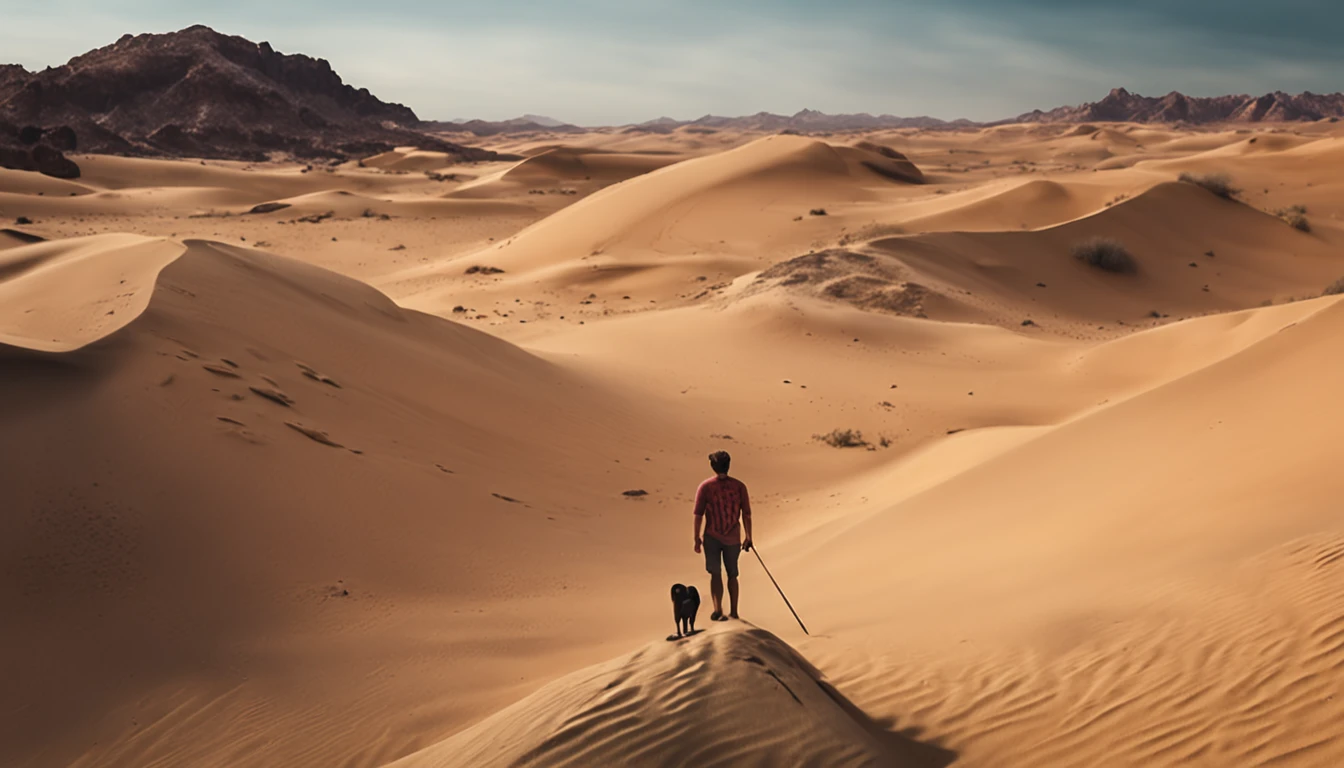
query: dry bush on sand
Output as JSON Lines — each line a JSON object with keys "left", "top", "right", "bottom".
{"left": 1275, "top": 205, "right": 1310, "bottom": 232}
{"left": 1072, "top": 238, "right": 1137, "bottom": 274}
{"left": 1178, "top": 172, "right": 1239, "bottom": 200}
{"left": 815, "top": 429, "right": 868, "bottom": 448}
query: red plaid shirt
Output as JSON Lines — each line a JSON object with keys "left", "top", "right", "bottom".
{"left": 694, "top": 475, "right": 751, "bottom": 545}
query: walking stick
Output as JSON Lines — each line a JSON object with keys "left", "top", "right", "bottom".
{"left": 751, "top": 546, "right": 809, "bottom": 636}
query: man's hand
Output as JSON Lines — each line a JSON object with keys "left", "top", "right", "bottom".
{"left": 743, "top": 538, "right": 753, "bottom": 552}
{"left": 694, "top": 537, "right": 703, "bottom": 554}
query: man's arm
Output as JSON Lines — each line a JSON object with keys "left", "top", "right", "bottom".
{"left": 693, "top": 483, "right": 705, "bottom": 553}
{"left": 741, "top": 482, "right": 753, "bottom": 550}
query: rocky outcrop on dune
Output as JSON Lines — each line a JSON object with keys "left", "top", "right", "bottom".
{"left": 0, "top": 26, "right": 501, "bottom": 161}
{"left": 0, "top": 122, "right": 81, "bottom": 178}
{"left": 1014, "top": 87, "right": 1344, "bottom": 125}
{"left": 385, "top": 624, "right": 954, "bottom": 768}
{"left": 753, "top": 248, "right": 933, "bottom": 318}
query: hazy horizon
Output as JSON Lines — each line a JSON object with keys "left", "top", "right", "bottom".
{"left": 3, "top": 0, "right": 1340, "bottom": 125}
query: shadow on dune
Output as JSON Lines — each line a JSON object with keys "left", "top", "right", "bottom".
{"left": 814, "top": 676, "right": 957, "bottom": 768}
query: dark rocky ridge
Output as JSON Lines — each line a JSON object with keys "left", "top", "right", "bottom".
{"left": 0, "top": 121, "right": 81, "bottom": 178}
{"left": 623, "top": 109, "right": 974, "bottom": 134}
{"left": 435, "top": 88, "right": 1344, "bottom": 138}
{"left": 423, "top": 117, "right": 587, "bottom": 137}
{"left": 1011, "top": 87, "right": 1344, "bottom": 125}
{"left": 0, "top": 26, "right": 500, "bottom": 162}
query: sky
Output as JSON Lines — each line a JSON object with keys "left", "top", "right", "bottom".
{"left": 1, "top": 0, "right": 1341, "bottom": 125}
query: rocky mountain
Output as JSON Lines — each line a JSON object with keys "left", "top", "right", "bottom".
{"left": 0, "top": 26, "right": 499, "bottom": 161}
{"left": 626, "top": 109, "right": 971, "bottom": 134}
{"left": 519, "top": 114, "right": 568, "bottom": 128}
{"left": 423, "top": 116, "right": 585, "bottom": 136}
{"left": 1013, "top": 87, "right": 1344, "bottom": 125}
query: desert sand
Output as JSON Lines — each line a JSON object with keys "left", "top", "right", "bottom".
{"left": 5, "top": 119, "right": 1344, "bottom": 767}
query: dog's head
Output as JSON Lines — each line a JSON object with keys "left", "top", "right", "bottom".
{"left": 670, "top": 583, "right": 687, "bottom": 603}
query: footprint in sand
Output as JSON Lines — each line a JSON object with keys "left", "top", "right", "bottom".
{"left": 202, "top": 363, "right": 241, "bottom": 378}
{"left": 295, "top": 362, "right": 341, "bottom": 388}
{"left": 249, "top": 385, "right": 295, "bottom": 407}
{"left": 284, "top": 421, "right": 344, "bottom": 448}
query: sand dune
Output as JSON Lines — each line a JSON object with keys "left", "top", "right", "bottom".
{"left": 844, "top": 180, "right": 1338, "bottom": 327}
{"left": 793, "top": 296, "right": 1344, "bottom": 765}
{"left": 0, "top": 236, "right": 685, "bottom": 767}
{"left": 360, "top": 147, "right": 461, "bottom": 173}
{"left": 400, "top": 135, "right": 929, "bottom": 314}
{"left": 0, "top": 233, "right": 183, "bottom": 351}
{"left": 390, "top": 624, "right": 955, "bottom": 768}
{"left": 467, "top": 134, "right": 924, "bottom": 267}
{"left": 6, "top": 119, "right": 1344, "bottom": 768}
{"left": 446, "top": 146, "right": 683, "bottom": 199}
{"left": 894, "top": 178, "right": 1125, "bottom": 232}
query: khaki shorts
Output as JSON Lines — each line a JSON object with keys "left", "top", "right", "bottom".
{"left": 704, "top": 535, "right": 741, "bottom": 578}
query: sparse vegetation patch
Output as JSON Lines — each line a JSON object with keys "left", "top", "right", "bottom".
{"left": 1178, "top": 172, "right": 1239, "bottom": 200}
{"left": 1275, "top": 204, "right": 1310, "bottom": 232}
{"left": 815, "top": 428, "right": 868, "bottom": 448}
{"left": 1071, "top": 237, "right": 1137, "bottom": 274}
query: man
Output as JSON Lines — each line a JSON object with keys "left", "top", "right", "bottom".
{"left": 693, "top": 450, "right": 753, "bottom": 621}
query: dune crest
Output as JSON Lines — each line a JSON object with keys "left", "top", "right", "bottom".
{"left": 388, "top": 624, "right": 954, "bottom": 768}
{"left": 0, "top": 233, "right": 184, "bottom": 352}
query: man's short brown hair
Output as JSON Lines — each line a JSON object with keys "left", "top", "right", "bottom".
{"left": 709, "top": 450, "right": 731, "bottom": 474}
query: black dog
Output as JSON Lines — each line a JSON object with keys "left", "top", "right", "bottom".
{"left": 668, "top": 583, "right": 701, "bottom": 641}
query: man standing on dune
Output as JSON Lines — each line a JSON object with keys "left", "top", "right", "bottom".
{"left": 694, "top": 450, "right": 753, "bottom": 621}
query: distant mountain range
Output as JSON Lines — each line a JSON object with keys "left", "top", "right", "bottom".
{"left": 1010, "top": 87, "right": 1344, "bottom": 125}
{"left": 428, "top": 109, "right": 973, "bottom": 136}
{"left": 431, "top": 91, "right": 1344, "bottom": 137}
{"left": 422, "top": 115, "right": 586, "bottom": 136}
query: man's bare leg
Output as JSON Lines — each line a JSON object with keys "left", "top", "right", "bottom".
{"left": 710, "top": 573, "right": 724, "bottom": 617}
{"left": 728, "top": 576, "right": 740, "bottom": 618}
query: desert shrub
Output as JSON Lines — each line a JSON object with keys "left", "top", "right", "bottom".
{"left": 809, "top": 208, "right": 828, "bottom": 216}
{"left": 1178, "top": 172, "right": 1239, "bottom": 200}
{"left": 1323, "top": 277, "right": 1344, "bottom": 296}
{"left": 1071, "top": 237, "right": 1137, "bottom": 274}
{"left": 1275, "top": 205, "right": 1310, "bottom": 232}
{"left": 815, "top": 429, "right": 867, "bottom": 448}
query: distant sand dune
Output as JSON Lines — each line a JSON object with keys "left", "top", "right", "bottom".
{"left": 0, "top": 233, "right": 183, "bottom": 351}
{"left": 446, "top": 146, "right": 682, "bottom": 199}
